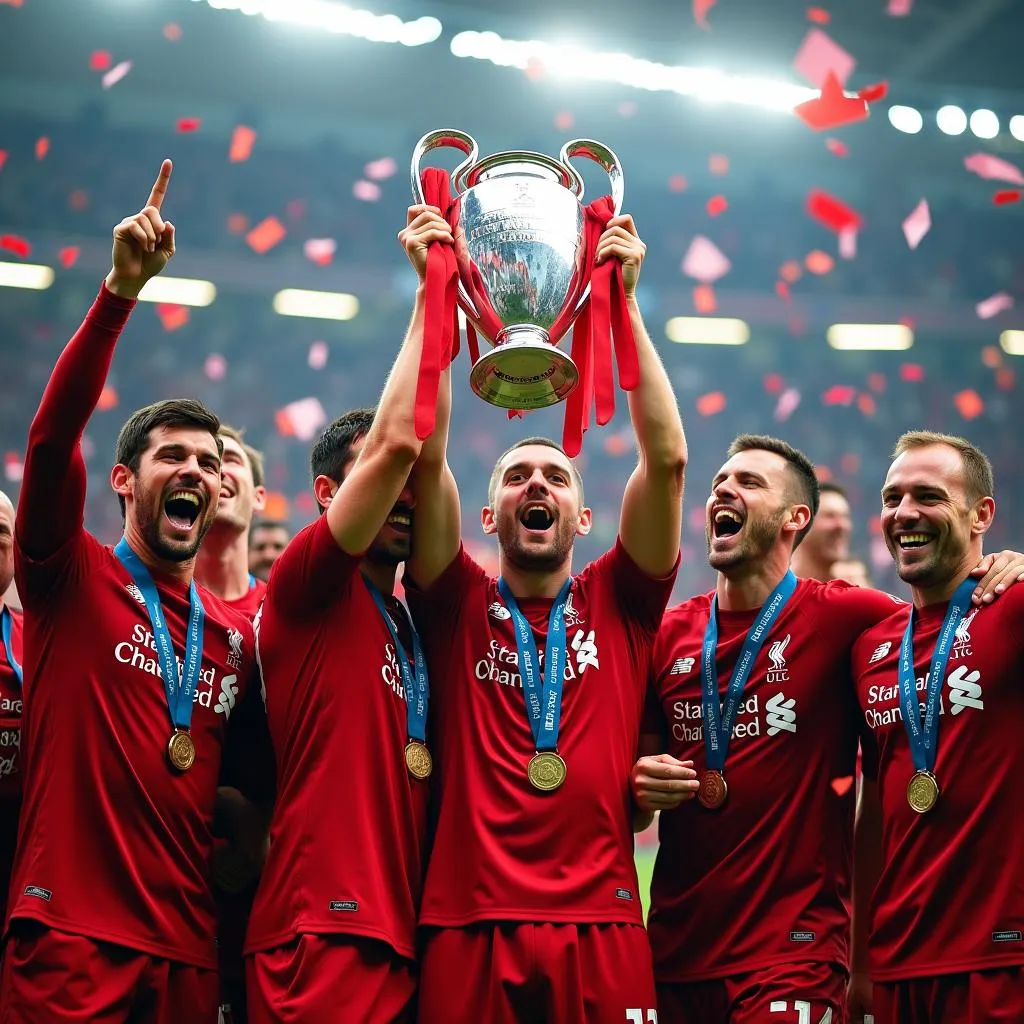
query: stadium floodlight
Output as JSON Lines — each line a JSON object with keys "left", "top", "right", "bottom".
{"left": 936, "top": 105, "right": 968, "bottom": 136}
{"left": 827, "top": 324, "right": 913, "bottom": 351}
{"left": 450, "top": 31, "right": 817, "bottom": 112}
{"left": 0, "top": 262, "right": 55, "bottom": 290}
{"left": 1000, "top": 330, "right": 1024, "bottom": 356}
{"left": 888, "top": 105, "right": 923, "bottom": 134}
{"left": 273, "top": 289, "right": 359, "bottom": 320}
{"left": 665, "top": 317, "right": 749, "bottom": 345}
{"left": 1010, "top": 115, "right": 1024, "bottom": 143}
{"left": 194, "top": 1, "right": 442, "bottom": 46}
{"left": 969, "top": 109, "right": 1000, "bottom": 140}
{"left": 137, "top": 277, "right": 217, "bottom": 307}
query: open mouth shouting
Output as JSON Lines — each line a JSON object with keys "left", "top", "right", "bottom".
{"left": 163, "top": 489, "right": 203, "bottom": 533}
{"left": 386, "top": 507, "right": 413, "bottom": 533}
{"left": 711, "top": 504, "right": 745, "bottom": 542}
{"left": 519, "top": 502, "right": 555, "bottom": 534}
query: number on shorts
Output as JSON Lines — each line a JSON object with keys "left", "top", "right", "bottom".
{"left": 768, "top": 1002, "right": 833, "bottom": 1024}
{"left": 625, "top": 1011, "right": 657, "bottom": 1023}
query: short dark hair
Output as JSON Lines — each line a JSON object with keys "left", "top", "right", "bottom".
{"left": 249, "top": 517, "right": 290, "bottom": 548}
{"left": 219, "top": 424, "right": 266, "bottom": 489}
{"left": 310, "top": 408, "right": 375, "bottom": 513}
{"left": 726, "top": 434, "right": 820, "bottom": 546}
{"left": 114, "top": 399, "right": 222, "bottom": 518}
{"left": 818, "top": 481, "right": 848, "bottom": 500}
{"left": 487, "top": 436, "right": 585, "bottom": 507}
{"left": 892, "top": 430, "right": 994, "bottom": 503}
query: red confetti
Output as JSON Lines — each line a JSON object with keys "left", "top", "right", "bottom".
{"left": 35, "top": 137, "right": 49, "bottom": 160}
{"left": 795, "top": 72, "right": 869, "bottom": 132}
{"left": 830, "top": 776, "right": 854, "bottom": 796}
{"left": 775, "top": 280, "right": 792, "bottom": 303}
{"left": 0, "top": 234, "right": 31, "bottom": 258}
{"left": 780, "top": 260, "right": 803, "bottom": 283}
{"left": 858, "top": 82, "right": 889, "bottom": 104}
{"left": 58, "top": 246, "right": 79, "bottom": 268}
{"left": 156, "top": 304, "right": 190, "bottom": 332}
{"left": 825, "top": 138, "right": 849, "bottom": 157}
{"left": 229, "top": 125, "right": 256, "bottom": 163}
{"left": 840, "top": 453, "right": 861, "bottom": 475}
{"left": 96, "top": 387, "right": 118, "bottom": 412}
{"left": 954, "top": 390, "right": 984, "bottom": 420}
{"left": 696, "top": 391, "right": 727, "bottom": 416}
{"left": 764, "top": 373, "right": 785, "bottom": 394}
{"left": 887, "top": 0, "right": 912, "bottom": 14}
{"left": 981, "top": 346, "right": 1002, "bottom": 369}
{"left": 3, "top": 452, "right": 23, "bottom": 484}
{"left": 693, "top": 284, "right": 717, "bottom": 314}
{"left": 303, "top": 238, "right": 336, "bottom": 266}
{"left": 68, "top": 189, "right": 88, "bottom": 210}
{"left": 806, "top": 188, "right": 863, "bottom": 234}
{"left": 604, "top": 433, "right": 630, "bottom": 456}
{"left": 868, "top": 372, "right": 886, "bottom": 392}
{"left": 822, "top": 385, "right": 857, "bottom": 406}
{"left": 793, "top": 29, "right": 855, "bottom": 89}
{"left": 693, "top": 0, "right": 718, "bottom": 29}
{"left": 176, "top": 118, "right": 201, "bottom": 133}
{"left": 996, "top": 367, "right": 1015, "bottom": 391}
{"left": 708, "top": 154, "right": 729, "bottom": 176}
{"left": 163, "top": 22, "right": 183, "bottom": 41}
{"left": 668, "top": 174, "right": 688, "bottom": 192}
{"left": 0, "top": 0, "right": 25, "bottom": 7}
{"left": 857, "top": 393, "right": 876, "bottom": 416}
{"left": 89, "top": 51, "right": 113, "bottom": 71}
{"left": 245, "top": 216, "right": 287, "bottom": 255}
{"left": 554, "top": 111, "right": 574, "bottom": 131}
{"left": 226, "top": 213, "right": 249, "bottom": 234}
{"left": 900, "top": 363, "right": 924, "bottom": 382}
{"left": 706, "top": 195, "right": 728, "bottom": 218}
{"left": 994, "top": 190, "right": 1022, "bottom": 205}
{"left": 807, "top": 6, "right": 830, "bottom": 23}
{"left": 805, "top": 250, "right": 834, "bottom": 275}
{"left": 0, "top": 151, "right": 7, "bottom": 171}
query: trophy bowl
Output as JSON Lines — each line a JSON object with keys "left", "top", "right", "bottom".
{"left": 412, "top": 129, "right": 624, "bottom": 410}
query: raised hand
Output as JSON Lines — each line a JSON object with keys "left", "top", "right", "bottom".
{"left": 106, "top": 159, "right": 176, "bottom": 299}
{"left": 595, "top": 213, "right": 646, "bottom": 297}
{"left": 399, "top": 204, "right": 454, "bottom": 283}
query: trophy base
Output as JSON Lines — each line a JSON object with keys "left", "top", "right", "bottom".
{"left": 469, "top": 328, "right": 579, "bottom": 410}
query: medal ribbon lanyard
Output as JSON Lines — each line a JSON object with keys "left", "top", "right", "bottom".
{"left": 701, "top": 570, "right": 798, "bottom": 773}
{"left": 1, "top": 607, "right": 22, "bottom": 686}
{"left": 363, "top": 579, "right": 429, "bottom": 745}
{"left": 898, "top": 576, "right": 976, "bottom": 779}
{"left": 113, "top": 539, "right": 205, "bottom": 735}
{"left": 497, "top": 576, "right": 572, "bottom": 753}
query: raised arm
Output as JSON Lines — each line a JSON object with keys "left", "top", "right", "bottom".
{"left": 598, "top": 216, "right": 687, "bottom": 578}
{"left": 324, "top": 206, "right": 454, "bottom": 556}
{"left": 18, "top": 161, "right": 175, "bottom": 562}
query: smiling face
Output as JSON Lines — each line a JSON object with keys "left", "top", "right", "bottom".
{"left": 0, "top": 492, "right": 14, "bottom": 595}
{"left": 215, "top": 434, "right": 263, "bottom": 533}
{"left": 803, "top": 489, "right": 852, "bottom": 567}
{"left": 114, "top": 425, "right": 223, "bottom": 563}
{"left": 881, "top": 443, "right": 993, "bottom": 590}
{"left": 483, "top": 443, "right": 590, "bottom": 573}
{"left": 706, "top": 448, "right": 805, "bottom": 572}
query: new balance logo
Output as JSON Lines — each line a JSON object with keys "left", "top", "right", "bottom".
{"left": 670, "top": 657, "right": 695, "bottom": 675}
{"left": 571, "top": 629, "right": 600, "bottom": 671}
{"left": 213, "top": 674, "right": 239, "bottom": 718}
{"left": 766, "top": 692, "right": 797, "bottom": 735}
{"left": 488, "top": 602, "right": 511, "bottom": 621}
{"left": 947, "top": 665, "right": 983, "bottom": 715}
{"left": 125, "top": 583, "right": 146, "bottom": 605}
{"left": 869, "top": 641, "right": 892, "bottom": 664}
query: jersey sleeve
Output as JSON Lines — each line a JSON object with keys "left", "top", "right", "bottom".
{"left": 822, "top": 581, "right": 907, "bottom": 633}
{"left": 640, "top": 678, "right": 668, "bottom": 744}
{"left": 264, "top": 515, "right": 361, "bottom": 620}
{"left": 594, "top": 538, "right": 679, "bottom": 635}
{"left": 15, "top": 285, "right": 136, "bottom": 600}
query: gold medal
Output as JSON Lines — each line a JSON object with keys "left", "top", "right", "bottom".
{"left": 527, "top": 751, "right": 567, "bottom": 792}
{"left": 167, "top": 729, "right": 196, "bottom": 772}
{"left": 698, "top": 769, "right": 728, "bottom": 810}
{"left": 404, "top": 740, "right": 433, "bottom": 780}
{"left": 906, "top": 769, "right": 939, "bottom": 814}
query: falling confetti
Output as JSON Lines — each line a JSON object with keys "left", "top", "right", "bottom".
{"left": 887, "top": 0, "right": 912, "bottom": 14}
{"left": 3, "top": 453, "right": 23, "bottom": 484}
{"left": 708, "top": 154, "right": 729, "bottom": 176}
{"left": 102, "top": 61, "right": 132, "bottom": 90}
{"left": 35, "top": 137, "right": 49, "bottom": 160}
{"left": 975, "top": 293, "right": 1014, "bottom": 320}
{"left": 245, "top": 216, "right": 287, "bottom": 254}
{"left": 795, "top": 72, "right": 869, "bottom": 131}
{"left": 805, "top": 250, "right": 834, "bottom": 275}
{"left": 0, "top": 235, "right": 31, "bottom": 258}
{"left": 954, "top": 390, "right": 984, "bottom": 420}
{"left": 668, "top": 174, "right": 688, "bottom": 192}
{"left": 693, "top": 0, "right": 718, "bottom": 29}
{"left": 806, "top": 7, "right": 830, "bottom": 24}
{"left": 964, "top": 153, "right": 1024, "bottom": 185}
{"left": 364, "top": 157, "right": 398, "bottom": 180}
{"left": 89, "top": 51, "right": 113, "bottom": 71}
{"left": 858, "top": 82, "right": 889, "bottom": 104}
{"left": 830, "top": 776, "right": 854, "bottom": 796}
{"left": 553, "top": 111, "right": 574, "bottom": 131}
{"left": 900, "top": 364, "right": 925, "bottom": 382}
{"left": 58, "top": 246, "right": 79, "bottom": 268}
{"left": 275, "top": 397, "right": 327, "bottom": 441}
{"left": 96, "top": 387, "right": 119, "bottom": 412}
{"left": 706, "top": 195, "right": 728, "bottom": 218}
{"left": 806, "top": 189, "right": 863, "bottom": 234}
{"left": 307, "top": 341, "right": 329, "bottom": 369}
{"left": 793, "top": 29, "right": 856, "bottom": 89}
{"left": 993, "top": 190, "right": 1022, "bottom": 205}
{"left": 156, "top": 304, "right": 190, "bottom": 332}
{"left": 693, "top": 284, "right": 717, "bottom": 314}
{"left": 352, "top": 180, "right": 382, "bottom": 202}
{"left": 838, "top": 229, "right": 857, "bottom": 260}
{"left": 825, "top": 138, "right": 849, "bottom": 157}
{"left": 303, "top": 238, "right": 336, "bottom": 266}
{"left": 696, "top": 391, "right": 727, "bottom": 416}
{"left": 204, "top": 354, "right": 227, "bottom": 381}
{"left": 176, "top": 118, "right": 202, "bottom": 133}
{"left": 229, "top": 126, "right": 257, "bottom": 163}
{"left": 902, "top": 199, "right": 931, "bottom": 250}
{"left": 682, "top": 236, "right": 731, "bottom": 283}
{"left": 163, "top": 22, "right": 183, "bottom": 41}
{"left": 822, "top": 385, "right": 857, "bottom": 405}
{"left": 774, "top": 387, "right": 802, "bottom": 422}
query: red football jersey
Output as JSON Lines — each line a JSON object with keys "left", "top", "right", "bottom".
{"left": 245, "top": 516, "right": 429, "bottom": 959}
{"left": 223, "top": 576, "right": 267, "bottom": 621}
{"left": 404, "top": 541, "right": 676, "bottom": 926}
{"left": 0, "top": 606, "right": 23, "bottom": 925}
{"left": 648, "top": 580, "right": 904, "bottom": 982}
{"left": 854, "top": 584, "right": 1024, "bottom": 980}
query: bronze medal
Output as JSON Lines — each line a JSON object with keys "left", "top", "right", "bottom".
{"left": 167, "top": 729, "right": 196, "bottom": 773}
{"left": 906, "top": 769, "right": 939, "bottom": 814}
{"left": 527, "top": 751, "right": 567, "bottom": 792}
{"left": 698, "top": 769, "right": 728, "bottom": 810}
{"left": 404, "top": 740, "right": 433, "bottom": 780}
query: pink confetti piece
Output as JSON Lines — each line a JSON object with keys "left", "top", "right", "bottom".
{"left": 0, "top": 151, "right": 7, "bottom": 172}
{"left": 228, "top": 125, "right": 257, "bottom": 163}
{"left": 275, "top": 398, "right": 327, "bottom": 442}
{"left": 364, "top": 157, "right": 398, "bottom": 180}
{"left": 774, "top": 387, "right": 802, "bottom": 422}
{"left": 307, "top": 341, "right": 329, "bottom": 369}
{"left": 3, "top": 452, "right": 23, "bottom": 483}
{"left": 204, "top": 354, "right": 227, "bottom": 381}
{"left": 831, "top": 776, "right": 854, "bottom": 796}
{"left": 163, "top": 22, "right": 183, "bottom": 41}
{"left": 303, "top": 238, "right": 336, "bottom": 266}
{"left": 352, "top": 180, "right": 381, "bottom": 202}
{"left": 902, "top": 199, "right": 931, "bottom": 250}
{"left": 693, "top": 0, "right": 718, "bottom": 29}
{"left": 887, "top": 0, "right": 912, "bottom": 14}
{"left": 102, "top": 61, "right": 132, "bottom": 89}
{"left": 554, "top": 111, "right": 574, "bottom": 131}
{"left": 964, "top": 153, "right": 1024, "bottom": 186}
{"left": 838, "top": 228, "right": 857, "bottom": 260}
{"left": 681, "top": 236, "right": 731, "bottom": 284}
{"left": 976, "top": 293, "right": 1014, "bottom": 320}
{"left": 825, "top": 137, "right": 849, "bottom": 157}
{"left": 793, "top": 28, "right": 856, "bottom": 89}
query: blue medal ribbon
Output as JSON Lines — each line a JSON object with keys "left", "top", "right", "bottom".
{"left": 1, "top": 606, "right": 22, "bottom": 687}
{"left": 898, "top": 576, "right": 976, "bottom": 776}
{"left": 497, "top": 576, "right": 572, "bottom": 754}
{"left": 113, "top": 539, "right": 205, "bottom": 734}
{"left": 248, "top": 573, "right": 257, "bottom": 590}
{"left": 701, "top": 570, "right": 798, "bottom": 773}
{"left": 364, "top": 579, "right": 429, "bottom": 745}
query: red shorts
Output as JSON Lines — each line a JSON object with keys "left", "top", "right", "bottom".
{"left": 0, "top": 919, "right": 218, "bottom": 1023}
{"left": 872, "top": 966, "right": 1024, "bottom": 1024}
{"left": 657, "top": 961, "right": 848, "bottom": 1024}
{"left": 417, "top": 922, "right": 656, "bottom": 1024}
{"left": 245, "top": 933, "right": 415, "bottom": 1024}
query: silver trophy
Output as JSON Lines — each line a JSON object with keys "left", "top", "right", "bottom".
{"left": 411, "top": 129, "right": 624, "bottom": 410}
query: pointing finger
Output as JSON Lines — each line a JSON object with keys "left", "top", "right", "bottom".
{"left": 147, "top": 159, "right": 173, "bottom": 212}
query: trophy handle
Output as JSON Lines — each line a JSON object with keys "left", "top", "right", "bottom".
{"left": 410, "top": 129, "right": 479, "bottom": 205}
{"left": 559, "top": 139, "right": 625, "bottom": 216}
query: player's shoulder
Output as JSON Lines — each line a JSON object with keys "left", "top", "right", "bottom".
{"left": 852, "top": 600, "right": 909, "bottom": 663}
{"left": 805, "top": 578, "right": 906, "bottom": 614}
{"left": 661, "top": 590, "right": 714, "bottom": 629}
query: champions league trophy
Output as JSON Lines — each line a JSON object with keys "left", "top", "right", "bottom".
{"left": 411, "top": 129, "right": 624, "bottom": 411}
